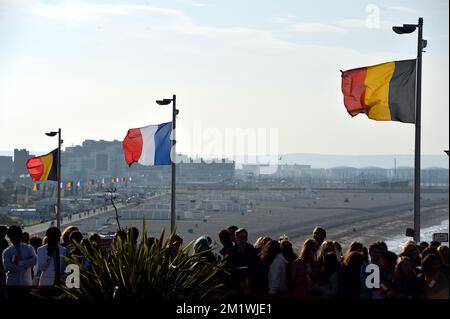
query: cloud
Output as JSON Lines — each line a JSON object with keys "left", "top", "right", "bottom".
{"left": 1, "top": 0, "right": 192, "bottom": 28}
{"left": 287, "top": 23, "right": 348, "bottom": 34}
{"left": 271, "top": 15, "right": 297, "bottom": 24}
{"left": 1, "top": 0, "right": 448, "bottom": 155}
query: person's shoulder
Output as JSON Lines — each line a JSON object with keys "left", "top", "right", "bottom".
{"left": 59, "top": 245, "right": 67, "bottom": 253}
{"left": 37, "top": 244, "right": 48, "bottom": 252}
{"left": 2, "top": 244, "right": 13, "bottom": 254}
{"left": 22, "top": 243, "right": 35, "bottom": 251}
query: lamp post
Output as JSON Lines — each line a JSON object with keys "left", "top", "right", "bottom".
{"left": 45, "top": 128, "right": 62, "bottom": 230}
{"left": 156, "top": 95, "right": 178, "bottom": 232}
{"left": 393, "top": 18, "right": 427, "bottom": 242}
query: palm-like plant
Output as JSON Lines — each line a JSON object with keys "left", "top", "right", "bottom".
{"left": 60, "top": 223, "right": 230, "bottom": 300}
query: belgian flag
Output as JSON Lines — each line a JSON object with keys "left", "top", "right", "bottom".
{"left": 341, "top": 59, "right": 416, "bottom": 123}
{"left": 26, "top": 149, "right": 58, "bottom": 182}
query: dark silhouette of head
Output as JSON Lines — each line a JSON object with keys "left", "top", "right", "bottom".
{"left": 280, "top": 240, "right": 297, "bottom": 262}
{"left": 218, "top": 229, "right": 232, "bottom": 247}
{"left": 418, "top": 241, "right": 429, "bottom": 253}
{"left": 6, "top": 225, "right": 22, "bottom": 246}
{"left": 69, "top": 231, "right": 83, "bottom": 244}
{"left": 421, "top": 247, "right": 439, "bottom": 260}
{"left": 235, "top": 228, "right": 248, "bottom": 248}
{"left": 62, "top": 225, "right": 80, "bottom": 246}
{"left": 29, "top": 236, "right": 43, "bottom": 251}
{"left": 300, "top": 238, "right": 319, "bottom": 262}
{"left": 114, "top": 230, "right": 127, "bottom": 244}
{"left": 227, "top": 225, "right": 238, "bottom": 243}
{"left": 333, "top": 241, "right": 342, "bottom": 257}
{"left": 260, "top": 239, "right": 281, "bottom": 266}
{"left": 21, "top": 232, "right": 30, "bottom": 244}
{"left": 393, "top": 256, "right": 416, "bottom": 282}
{"left": 323, "top": 252, "right": 339, "bottom": 274}
{"left": 45, "top": 227, "right": 61, "bottom": 245}
{"left": 369, "top": 242, "right": 384, "bottom": 265}
{"left": 127, "top": 227, "right": 139, "bottom": 244}
{"left": 348, "top": 241, "right": 364, "bottom": 254}
{"left": 429, "top": 241, "right": 441, "bottom": 249}
{"left": 313, "top": 227, "right": 326, "bottom": 246}
{"left": 422, "top": 254, "right": 442, "bottom": 276}
{"left": 343, "top": 251, "right": 365, "bottom": 273}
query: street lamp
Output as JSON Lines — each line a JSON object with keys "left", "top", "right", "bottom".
{"left": 393, "top": 18, "right": 426, "bottom": 242}
{"left": 46, "top": 128, "right": 62, "bottom": 230}
{"left": 156, "top": 95, "right": 178, "bottom": 233}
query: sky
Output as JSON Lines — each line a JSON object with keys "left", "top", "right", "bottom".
{"left": 0, "top": 0, "right": 449, "bottom": 159}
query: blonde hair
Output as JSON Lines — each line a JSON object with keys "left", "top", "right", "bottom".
{"left": 62, "top": 225, "right": 79, "bottom": 245}
{"left": 254, "top": 236, "right": 271, "bottom": 250}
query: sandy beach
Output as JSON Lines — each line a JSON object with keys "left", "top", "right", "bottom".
{"left": 109, "top": 189, "right": 449, "bottom": 253}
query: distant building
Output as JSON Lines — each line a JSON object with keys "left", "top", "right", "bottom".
{"left": 392, "top": 167, "right": 414, "bottom": 181}
{"left": 0, "top": 156, "right": 13, "bottom": 180}
{"left": 422, "top": 167, "right": 449, "bottom": 186}
{"left": 275, "top": 164, "right": 312, "bottom": 177}
{"left": 63, "top": 140, "right": 128, "bottom": 180}
{"left": 95, "top": 153, "right": 109, "bottom": 171}
{"left": 13, "top": 149, "right": 34, "bottom": 180}
{"left": 241, "top": 164, "right": 261, "bottom": 176}
{"left": 328, "top": 166, "right": 359, "bottom": 179}
{"left": 61, "top": 139, "right": 235, "bottom": 184}
{"left": 178, "top": 158, "right": 235, "bottom": 183}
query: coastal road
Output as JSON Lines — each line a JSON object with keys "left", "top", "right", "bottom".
{"left": 24, "top": 191, "right": 170, "bottom": 235}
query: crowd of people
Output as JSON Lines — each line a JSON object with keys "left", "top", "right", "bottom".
{"left": 0, "top": 223, "right": 448, "bottom": 299}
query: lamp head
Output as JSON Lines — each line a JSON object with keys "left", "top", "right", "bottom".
{"left": 45, "top": 131, "right": 58, "bottom": 137}
{"left": 156, "top": 99, "right": 172, "bottom": 105}
{"left": 392, "top": 24, "right": 417, "bottom": 34}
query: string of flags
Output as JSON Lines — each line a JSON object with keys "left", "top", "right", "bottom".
{"left": 32, "top": 176, "right": 133, "bottom": 191}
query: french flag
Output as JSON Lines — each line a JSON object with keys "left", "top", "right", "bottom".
{"left": 122, "top": 122, "right": 172, "bottom": 166}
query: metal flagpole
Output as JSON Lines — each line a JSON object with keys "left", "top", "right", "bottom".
{"left": 413, "top": 18, "right": 424, "bottom": 242}
{"left": 171, "top": 95, "right": 177, "bottom": 233}
{"left": 57, "top": 128, "right": 62, "bottom": 230}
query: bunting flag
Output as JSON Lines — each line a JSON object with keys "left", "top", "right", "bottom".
{"left": 26, "top": 149, "right": 58, "bottom": 182}
{"left": 32, "top": 183, "right": 39, "bottom": 192}
{"left": 66, "top": 181, "right": 72, "bottom": 189}
{"left": 341, "top": 59, "right": 416, "bottom": 123}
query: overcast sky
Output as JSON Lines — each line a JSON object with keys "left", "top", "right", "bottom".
{"left": 0, "top": 0, "right": 448, "bottom": 158}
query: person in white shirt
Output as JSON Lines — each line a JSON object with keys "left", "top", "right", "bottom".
{"left": 37, "top": 227, "right": 67, "bottom": 289}
{"left": 2, "top": 225, "right": 36, "bottom": 298}
{"left": 260, "top": 239, "right": 288, "bottom": 295}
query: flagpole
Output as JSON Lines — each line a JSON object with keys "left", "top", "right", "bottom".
{"left": 413, "top": 18, "right": 424, "bottom": 242}
{"left": 171, "top": 94, "right": 177, "bottom": 233}
{"left": 57, "top": 128, "right": 62, "bottom": 230}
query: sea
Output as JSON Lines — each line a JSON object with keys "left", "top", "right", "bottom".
{"left": 385, "top": 219, "right": 449, "bottom": 253}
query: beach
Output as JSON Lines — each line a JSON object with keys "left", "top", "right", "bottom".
{"left": 111, "top": 189, "right": 449, "bottom": 253}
